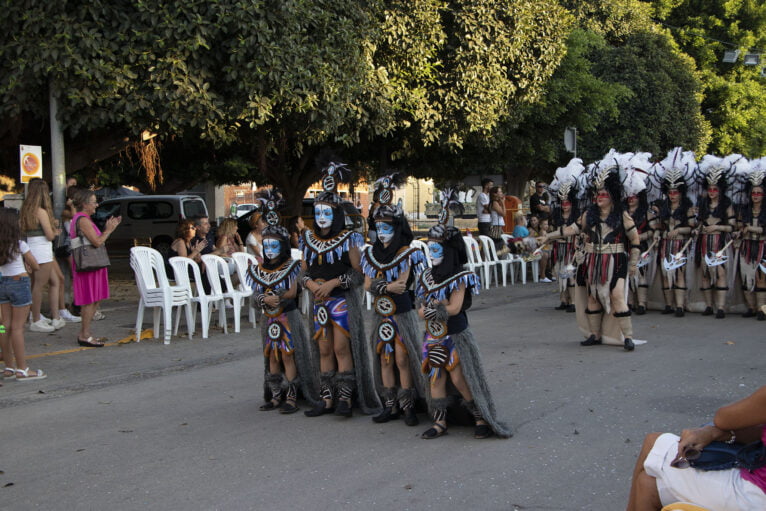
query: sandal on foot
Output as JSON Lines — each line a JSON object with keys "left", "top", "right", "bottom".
{"left": 77, "top": 337, "right": 105, "bottom": 348}
{"left": 474, "top": 424, "right": 493, "bottom": 439}
{"left": 3, "top": 367, "right": 16, "bottom": 380}
{"left": 279, "top": 402, "right": 300, "bottom": 414}
{"left": 421, "top": 423, "right": 448, "bottom": 439}
{"left": 15, "top": 367, "right": 46, "bottom": 381}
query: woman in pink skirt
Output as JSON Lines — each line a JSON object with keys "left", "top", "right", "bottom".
{"left": 70, "top": 189, "right": 122, "bottom": 347}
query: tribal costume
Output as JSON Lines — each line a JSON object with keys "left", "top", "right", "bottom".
{"left": 695, "top": 155, "right": 738, "bottom": 318}
{"left": 246, "top": 188, "right": 319, "bottom": 413}
{"left": 735, "top": 157, "right": 766, "bottom": 320}
{"left": 362, "top": 173, "right": 427, "bottom": 426}
{"left": 417, "top": 189, "right": 511, "bottom": 439}
{"left": 302, "top": 162, "right": 381, "bottom": 417}
{"left": 622, "top": 153, "right": 655, "bottom": 316}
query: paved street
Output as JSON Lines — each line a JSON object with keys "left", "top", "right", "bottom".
{"left": 1, "top": 270, "right": 763, "bottom": 510}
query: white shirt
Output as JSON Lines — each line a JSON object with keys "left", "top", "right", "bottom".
{"left": 476, "top": 192, "right": 491, "bottom": 223}
{"left": 0, "top": 241, "right": 30, "bottom": 276}
{"left": 490, "top": 208, "right": 505, "bottom": 227}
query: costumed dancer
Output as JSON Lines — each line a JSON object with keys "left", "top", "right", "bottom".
{"left": 734, "top": 157, "right": 766, "bottom": 320}
{"left": 652, "top": 148, "right": 698, "bottom": 317}
{"left": 301, "top": 162, "right": 381, "bottom": 417}
{"left": 621, "top": 153, "right": 656, "bottom": 315}
{"left": 361, "top": 173, "right": 427, "bottom": 426}
{"left": 416, "top": 188, "right": 511, "bottom": 439}
{"left": 246, "top": 188, "right": 320, "bottom": 414}
{"left": 695, "top": 154, "right": 738, "bottom": 318}
{"left": 541, "top": 150, "right": 641, "bottom": 351}
{"left": 547, "top": 158, "right": 584, "bottom": 313}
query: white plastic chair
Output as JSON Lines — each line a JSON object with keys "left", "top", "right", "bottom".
{"left": 410, "top": 239, "right": 432, "bottom": 268}
{"left": 501, "top": 234, "right": 539, "bottom": 285}
{"left": 130, "top": 246, "right": 193, "bottom": 345}
{"left": 478, "top": 235, "right": 513, "bottom": 287}
{"left": 292, "top": 248, "right": 312, "bottom": 316}
{"left": 231, "top": 251, "right": 257, "bottom": 329}
{"left": 201, "top": 254, "right": 251, "bottom": 333}
{"left": 169, "top": 256, "right": 225, "bottom": 339}
{"left": 463, "top": 236, "right": 491, "bottom": 289}
{"left": 363, "top": 243, "right": 374, "bottom": 310}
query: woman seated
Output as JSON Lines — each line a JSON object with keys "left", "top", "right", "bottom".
{"left": 169, "top": 219, "right": 207, "bottom": 262}
{"left": 215, "top": 218, "right": 244, "bottom": 257}
{"left": 627, "top": 385, "right": 766, "bottom": 510}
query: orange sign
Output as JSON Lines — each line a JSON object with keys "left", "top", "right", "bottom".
{"left": 19, "top": 145, "right": 43, "bottom": 183}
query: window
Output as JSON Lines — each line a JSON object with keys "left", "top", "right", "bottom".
{"left": 127, "top": 201, "right": 173, "bottom": 220}
{"left": 183, "top": 199, "right": 207, "bottom": 218}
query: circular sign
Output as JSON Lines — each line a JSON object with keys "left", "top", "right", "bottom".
{"left": 22, "top": 153, "right": 40, "bottom": 175}
{"left": 426, "top": 319, "right": 446, "bottom": 339}
{"left": 316, "top": 304, "right": 330, "bottom": 326}
{"left": 267, "top": 321, "right": 283, "bottom": 341}
{"left": 377, "top": 321, "right": 395, "bottom": 342}
{"left": 374, "top": 295, "right": 396, "bottom": 317}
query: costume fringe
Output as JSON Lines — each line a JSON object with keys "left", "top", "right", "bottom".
{"left": 361, "top": 247, "right": 426, "bottom": 281}
{"left": 343, "top": 285, "right": 382, "bottom": 414}
{"left": 371, "top": 309, "right": 427, "bottom": 405}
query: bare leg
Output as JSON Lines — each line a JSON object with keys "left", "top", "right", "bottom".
{"left": 395, "top": 343, "right": 412, "bottom": 389}
{"left": 332, "top": 325, "right": 353, "bottom": 373}
{"left": 626, "top": 432, "right": 663, "bottom": 511}
{"left": 79, "top": 302, "right": 98, "bottom": 341}
{"left": 0, "top": 303, "right": 15, "bottom": 370}
{"left": 30, "top": 262, "right": 53, "bottom": 322}
{"left": 380, "top": 351, "right": 395, "bottom": 388}
{"left": 5, "top": 304, "right": 32, "bottom": 371}
{"left": 449, "top": 365, "right": 488, "bottom": 427}
{"left": 47, "top": 266, "right": 61, "bottom": 320}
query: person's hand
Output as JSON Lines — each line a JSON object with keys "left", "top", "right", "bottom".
{"left": 386, "top": 280, "right": 406, "bottom": 295}
{"left": 535, "top": 235, "right": 548, "bottom": 246}
{"left": 263, "top": 294, "right": 280, "bottom": 308}
{"left": 674, "top": 426, "right": 717, "bottom": 463}
{"left": 628, "top": 264, "right": 637, "bottom": 277}
{"left": 192, "top": 239, "right": 207, "bottom": 252}
{"left": 732, "top": 230, "right": 742, "bottom": 239}
{"left": 105, "top": 215, "right": 122, "bottom": 233}
{"left": 702, "top": 224, "right": 717, "bottom": 234}
{"left": 313, "top": 280, "right": 337, "bottom": 300}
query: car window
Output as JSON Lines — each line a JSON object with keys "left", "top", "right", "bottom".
{"left": 183, "top": 199, "right": 207, "bottom": 218}
{"left": 127, "top": 201, "right": 173, "bottom": 220}
{"left": 94, "top": 203, "right": 121, "bottom": 225}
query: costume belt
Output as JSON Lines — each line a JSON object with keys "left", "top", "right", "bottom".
{"left": 584, "top": 242, "right": 624, "bottom": 254}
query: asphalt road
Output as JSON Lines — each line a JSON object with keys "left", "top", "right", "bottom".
{"left": 1, "top": 276, "right": 763, "bottom": 510}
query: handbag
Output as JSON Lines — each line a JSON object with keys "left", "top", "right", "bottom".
{"left": 53, "top": 226, "right": 71, "bottom": 258}
{"left": 688, "top": 440, "right": 766, "bottom": 471}
{"left": 71, "top": 217, "right": 110, "bottom": 272}
{"left": 489, "top": 224, "right": 504, "bottom": 239}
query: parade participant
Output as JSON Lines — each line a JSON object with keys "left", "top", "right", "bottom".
{"left": 652, "top": 148, "right": 698, "bottom": 317}
{"left": 540, "top": 150, "right": 641, "bottom": 351}
{"left": 734, "top": 157, "right": 766, "bottom": 320}
{"left": 622, "top": 153, "right": 655, "bottom": 316}
{"left": 416, "top": 187, "right": 511, "bottom": 439}
{"left": 547, "top": 158, "right": 584, "bottom": 313}
{"left": 361, "top": 174, "right": 427, "bottom": 426}
{"left": 301, "top": 162, "right": 380, "bottom": 417}
{"left": 695, "top": 155, "right": 738, "bottom": 318}
{"left": 246, "top": 189, "right": 319, "bottom": 414}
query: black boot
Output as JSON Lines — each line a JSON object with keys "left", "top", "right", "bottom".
{"left": 334, "top": 371, "right": 355, "bottom": 418}
{"left": 279, "top": 380, "right": 300, "bottom": 414}
{"left": 636, "top": 305, "right": 646, "bottom": 315}
{"left": 566, "top": 304, "right": 576, "bottom": 313}
{"left": 661, "top": 305, "right": 674, "bottom": 314}
{"left": 715, "top": 309, "right": 725, "bottom": 319}
{"left": 259, "top": 373, "right": 283, "bottom": 411}
{"left": 624, "top": 338, "right": 635, "bottom": 351}
{"left": 675, "top": 307, "right": 685, "bottom": 317}
{"left": 554, "top": 302, "right": 567, "bottom": 310}
{"left": 421, "top": 399, "right": 449, "bottom": 439}
{"left": 304, "top": 371, "right": 335, "bottom": 417}
{"left": 372, "top": 387, "right": 399, "bottom": 423}
{"left": 581, "top": 334, "right": 602, "bottom": 346}
{"left": 398, "top": 388, "right": 419, "bottom": 426}
{"left": 702, "top": 306, "right": 714, "bottom": 316}
{"left": 742, "top": 309, "right": 756, "bottom": 318}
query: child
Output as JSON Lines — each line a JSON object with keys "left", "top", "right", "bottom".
{"left": 0, "top": 208, "right": 46, "bottom": 381}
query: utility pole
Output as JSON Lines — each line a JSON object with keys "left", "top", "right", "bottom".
{"left": 50, "top": 83, "right": 66, "bottom": 218}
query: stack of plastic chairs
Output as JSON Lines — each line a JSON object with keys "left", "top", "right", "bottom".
{"left": 477, "top": 235, "right": 513, "bottom": 287}
{"left": 231, "top": 252, "right": 258, "bottom": 329}
{"left": 169, "top": 256, "right": 225, "bottom": 339}
{"left": 201, "top": 254, "right": 252, "bottom": 333}
{"left": 462, "top": 236, "right": 492, "bottom": 289}
{"left": 130, "top": 246, "right": 193, "bottom": 345}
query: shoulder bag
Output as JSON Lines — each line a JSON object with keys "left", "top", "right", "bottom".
{"left": 71, "top": 216, "right": 110, "bottom": 272}
{"left": 688, "top": 440, "right": 766, "bottom": 472}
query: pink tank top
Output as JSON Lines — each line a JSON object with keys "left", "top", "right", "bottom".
{"left": 740, "top": 426, "right": 766, "bottom": 493}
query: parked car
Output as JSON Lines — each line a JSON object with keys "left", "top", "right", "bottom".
{"left": 236, "top": 199, "right": 366, "bottom": 243}
{"left": 234, "top": 203, "right": 258, "bottom": 218}
{"left": 94, "top": 195, "right": 209, "bottom": 257}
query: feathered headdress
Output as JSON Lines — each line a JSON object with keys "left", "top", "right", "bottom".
{"left": 372, "top": 172, "right": 407, "bottom": 220}
{"left": 749, "top": 157, "right": 766, "bottom": 188}
{"left": 731, "top": 156, "right": 756, "bottom": 207}
{"left": 621, "top": 152, "right": 652, "bottom": 199}
{"left": 315, "top": 161, "right": 352, "bottom": 205}
{"left": 656, "top": 147, "right": 696, "bottom": 192}
{"left": 588, "top": 149, "right": 625, "bottom": 202}
{"left": 427, "top": 186, "right": 463, "bottom": 241}
{"left": 256, "top": 187, "right": 289, "bottom": 240}
{"left": 549, "top": 158, "right": 584, "bottom": 204}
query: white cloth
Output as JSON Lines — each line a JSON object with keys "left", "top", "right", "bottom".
{"left": 26, "top": 235, "right": 53, "bottom": 264}
{"left": 0, "top": 241, "right": 30, "bottom": 276}
{"left": 490, "top": 208, "right": 505, "bottom": 227}
{"left": 245, "top": 232, "right": 262, "bottom": 259}
{"left": 644, "top": 433, "right": 766, "bottom": 511}
{"left": 476, "top": 192, "right": 490, "bottom": 223}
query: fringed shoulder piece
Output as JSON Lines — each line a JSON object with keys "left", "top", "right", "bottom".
{"left": 361, "top": 246, "right": 426, "bottom": 280}
{"left": 246, "top": 259, "right": 301, "bottom": 294}
{"left": 301, "top": 229, "right": 361, "bottom": 266}
{"left": 416, "top": 269, "right": 480, "bottom": 302}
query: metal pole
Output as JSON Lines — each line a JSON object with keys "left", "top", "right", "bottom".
{"left": 573, "top": 128, "right": 577, "bottom": 159}
{"left": 49, "top": 83, "right": 66, "bottom": 219}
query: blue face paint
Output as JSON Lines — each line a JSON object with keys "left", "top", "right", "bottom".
{"left": 263, "top": 238, "right": 282, "bottom": 260}
{"left": 376, "top": 222, "right": 394, "bottom": 244}
{"left": 428, "top": 242, "right": 444, "bottom": 266}
{"left": 314, "top": 204, "right": 334, "bottom": 229}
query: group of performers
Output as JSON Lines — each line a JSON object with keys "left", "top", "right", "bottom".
{"left": 246, "top": 163, "right": 510, "bottom": 439}
{"left": 540, "top": 148, "right": 766, "bottom": 350}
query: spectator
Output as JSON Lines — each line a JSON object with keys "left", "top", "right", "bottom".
{"left": 627, "top": 384, "right": 766, "bottom": 511}
{"left": 216, "top": 218, "right": 244, "bottom": 257}
{"left": 475, "top": 178, "right": 494, "bottom": 237}
{"left": 288, "top": 215, "right": 307, "bottom": 250}
{"left": 537, "top": 217, "right": 553, "bottom": 282}
{"left": 19, "top": 179, "right": 65, "bottom": 332}
{"left": 245, "top": 212, "right": 267, "bottom": 264}
{"left": 169, "top": 219, "right": 207, "bottom": 262}
{"left": 529, "top": 181, "right": 551, "bottom": 220}
{"left": 512, "top": 214, "right": 529, "bottom": 238}
{"left": 53, "top": 185, "right": 81, "bottom": 323}
{"left": 488, "top": 186, "right": 510, "bottom": 256}
{"left": 71, "top": 189, "right": 122, "bottom": 347}
{"left": 192, "top": 216, "right": 216, "bottom": 256}
{"left": 0, "top": 208, "right": 46, "bottom": 381}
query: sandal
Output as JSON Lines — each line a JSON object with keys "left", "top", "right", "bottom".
{"left": 3, "top": 367, "right": 16, "bottom": 380}
{"left": 77, "top": 337, "right": 105, "bottom": 348}
{"left": 474, "top": 423, "right": 493, "bottom": 439}
{"left": 421, "top": 422, "right": 448, "bottom": 439}
{"left": 279, "top": 401, "right": 300, "bottom": 414}
{"left": 15, "top": 367, "right": 46, "bottom": 381}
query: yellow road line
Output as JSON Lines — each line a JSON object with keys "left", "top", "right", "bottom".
{"left": 26, "top": 329, "right": 155, "bottom": 359}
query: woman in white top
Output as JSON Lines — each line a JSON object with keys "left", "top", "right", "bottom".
{"left": 489, "top": 186, "right": 510, "bottom": 256}
{"left": 0, "top": 208, "right": 46, "bottom": 381}
{"left": 19, "top": 179, "right": 65, "bottom": 332}
{"left": 245, "top": 212, "right": 267, "bottom": 265}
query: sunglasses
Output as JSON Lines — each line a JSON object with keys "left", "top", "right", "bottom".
{"left": 670, "top": 446, "right": 703, "bottom": 469}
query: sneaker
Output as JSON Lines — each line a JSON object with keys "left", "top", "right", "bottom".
{"left": 29, "top": 319, "right": 55, "bottom": 333}
{"left": 59, "top": 309, "right": 82, "bottom": 323}
{"left": 49, "top": 318, "right": 66, "bottom": 330}
{"left": 28, "top": 312, "right": 52, "bottom": 325}
{"left": 93, "top": 310, "right": 106, "bottom": 321}
{"left": 540, "top": 277, "right": 553, "bottom": 283}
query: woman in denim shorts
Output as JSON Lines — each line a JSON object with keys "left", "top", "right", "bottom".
{"left": 0, "top": 208, "right": 46, "bottom": 381}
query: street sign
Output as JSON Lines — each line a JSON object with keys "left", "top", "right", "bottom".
{"left": 564, "top": 127, "right": 577, "bottom": 154}
{"left": 19, "top": 145, "right": 43, "bottom": 183}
